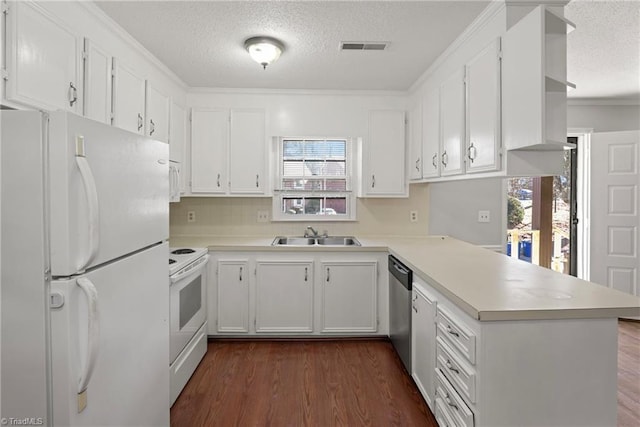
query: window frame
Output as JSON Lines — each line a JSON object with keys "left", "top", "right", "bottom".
{"left": 272, "top": 136, "right": 357, "bottom": 222}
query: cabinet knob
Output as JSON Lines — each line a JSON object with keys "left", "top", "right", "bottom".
{"left": 256, "top": 174, "right": 259, "bottom": 188}
{"left": 137, "top": 113, "right": 143, "bottom": 131}
{"left": 441, "top": 151, "right": 448, "bottom": 167}
{"left": 468, "top": 142, "right": 476, "bottom": 163}
{"left": 415, "top": 158, "right": 420, "bottom": 172}
{"left": 239, "top": 266, "right": 243, "bottom": 282}
{"left": 150, "top": 119, "right": 155, "bottom": 136}
{"left": 304, "top": 267, "right": 308, "bottom": 282}
{"left": 217, "top": 173, "right": 221, "bottom": 187}
{"left": 371, "top": 175, "right": 376, "bottom": 188}
{"left": 432, "top": 153, "right": 438, "bottom": 169}
{"left": 326, "top": 267, "right": 330, "bottom": 282}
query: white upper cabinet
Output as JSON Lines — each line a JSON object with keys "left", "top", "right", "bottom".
{"left": 465, "top": 38, "right": 501, "bottom": 173}
{"left": 503, "top": 6, "right": 575, "bottom": 150}
{"left": 145, "top": 81, "right": 170, "bottom": 143}
{"left": 190, "top": 108, "right": 267, "bottom": 196}
{"left": 422, "top": 88, "right": 441, "bottom": 179}
{"left": 112, "top": 58, "right": 145, "bottom": 135}
{"left": 439, "top": 68, "right": 466, "bottom": 176}
{"left": 82, "top": 38, "right": 112, "bottom": 125}
{"left": 169, "top": 102, "right": 186, "bottom": 164}
{"left": 408, "top": 100, "right": 423, "bottom": 181}
{"left": 229, "top": 109, "right": 266, "bottom": 194}
{"left": 191, "top": 108, "right": 229, "bottom": 194}
{"left": 5, "top": 1, "right": 82, "bottom": 113}
{"left": 363, "top": 110, "right": 407, "bottom": 197}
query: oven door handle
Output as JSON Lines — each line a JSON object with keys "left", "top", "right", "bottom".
{"left": 170, "top": 254, "right": 209, "bottom": 284}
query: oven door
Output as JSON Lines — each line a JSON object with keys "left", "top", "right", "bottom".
{"left": 170, "top": 255, "right": 208, "bottom": 364}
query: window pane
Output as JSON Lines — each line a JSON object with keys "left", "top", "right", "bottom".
{"left": 282, "top": 197, "right": 304, "bottom": 214}
{"left": 283, "top": 160, "right": 305, "bottom": 177}
{"left": 283, "top": 141, "right": 304, "bottom": 158}
{"left": 326, "top": 179, "right": 347, "bottom": 191}
{"left": 324, "top": 160, "right": 346, "bottom": 176}
{"left": 322, "top": 197, "right": 347, "bottom": 215}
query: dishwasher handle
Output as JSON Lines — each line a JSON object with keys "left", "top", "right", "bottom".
{"left": 388, "top": 255, "right": 412, "bottom": 290}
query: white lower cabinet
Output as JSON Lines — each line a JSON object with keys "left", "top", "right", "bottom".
{"left": 215, "top": 260, "right": 249, "bottom": 333}
{"left": 411, "top": 284, "right": 437, "bottom": 411}
{"left": 209, "top": 251, "right": 386, "bottom": 336}
{"left": 320, "top": 261, "right": 377, "bottom": 333}
{"left": 255, "top": 261, "right": 314, "bottom": 333}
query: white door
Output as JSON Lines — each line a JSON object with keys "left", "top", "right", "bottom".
{"left": 145, "top": 81, "right": 169, "bottom": 143}
{"left": 255, "top": 261, "right": 314, "bottom": 333}
{"left": 366, "top": 110, "right": 406, "bottom": 195}
{"left": 422, "top": 88, "right": 441, "bottom": 179}
{"left": 216, "top": 260, "right": 250, "bottom": 333}
{"left": 412, "top": 287, "right": 437, "bottom": 411}
{"left": 440, "top": 68, "right": 465, "bottom": 176}
{"left": 112, "top": 59, "right": 145, "bottom": 135}
{"left": 590, "top": 131, "right": 640, "bottom": 302}
{"left": 229, "top": 109, "right": 266, "bottom": 194}
{"left": 83, "top": 39, "right": 112, "bottom": 124}
{"left": 465, "top": 38, "right": 501, "bottom": 173}
{"left": 191, "top": 108, "right": 229, "bottom": 194}
{"left": 6, "top": 1, "right": 82, "bottom": 112}
{"left": 320, "top": 262, "right": 377, "bottom": 332}
{"left": 48, "top": 112, "right": 169, "bottom": 276}
{"left": 408, "top": 100, "right": 423, "bottom": 180}
{"left": 50, "top": 243, "right": 169, "bottom": 427}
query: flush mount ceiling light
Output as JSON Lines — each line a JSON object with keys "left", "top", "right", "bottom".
{"left": 244, "top": 36, "right": 284, "bottom": 70}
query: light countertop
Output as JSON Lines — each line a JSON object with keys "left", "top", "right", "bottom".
{"left": 170, "top": 235, "right": 640, "bottom": 321}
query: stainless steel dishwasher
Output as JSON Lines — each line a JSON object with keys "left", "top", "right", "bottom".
{"left": 388, "top": 255, "right": 412, "bottom": 372}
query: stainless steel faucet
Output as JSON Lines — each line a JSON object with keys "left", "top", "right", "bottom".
{"left": 304, "top": 226, "right": 318, "bottom": 237}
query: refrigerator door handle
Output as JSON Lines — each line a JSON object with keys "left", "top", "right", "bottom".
{"left": 75, "top": 137, "right": 100, "bottom": 271}
{"left": 76, "top": 277, "right": 100, "bottom": 409}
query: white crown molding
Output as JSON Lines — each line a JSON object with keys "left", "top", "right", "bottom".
{"left": 78, "top": 1, "right": 188, "bottom": 90}
{"left": 568, "top": 98, "right": 640, "bottom": 106}
{"left": 188, "top": 87, "right": 408, "bottom": 97}
{"left": 408, "top": 0, "right": 507, "bottom": 93}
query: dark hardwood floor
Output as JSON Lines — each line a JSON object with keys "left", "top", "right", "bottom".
{"left": 171, "top": 321, "right": 640, "bottom": 427}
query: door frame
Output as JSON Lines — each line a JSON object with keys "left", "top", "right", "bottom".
{"left": 568, "top": 128, "right": 593, "bottom": 280}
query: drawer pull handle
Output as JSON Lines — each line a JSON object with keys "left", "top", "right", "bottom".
{"left": 445, "top": 359, "right": 460, "bottom": 374}
{"left": 239, "top": 266, "right": 243, "bottom": 282}
{"left": 446, "top": 325, "right": 460, "bottom": 337}
{"left": 412, "top": 304, "right": 418, "bottom": 313}
{"left": 444, "top": 393, "right": 459, "bottom": 411}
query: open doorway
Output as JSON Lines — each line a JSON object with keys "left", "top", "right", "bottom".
{"left": 506, "top": 139, "right": 578, "bottom": 276}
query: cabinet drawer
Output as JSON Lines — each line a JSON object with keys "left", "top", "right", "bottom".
{"left": 435, "top": 397, "right": 458, "bottom": 427}
{"left": 436, "top": 336, "right": 476, "bottom": 403}
{"left": 436, "top": 306, "right": 476, "bottom": 364}
{"left": 436, "top": 369, "right": 474, "bottom": 427}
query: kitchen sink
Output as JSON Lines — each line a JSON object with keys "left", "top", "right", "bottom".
{"left": 272, "top": 236, "right": 361, "bottom": 246}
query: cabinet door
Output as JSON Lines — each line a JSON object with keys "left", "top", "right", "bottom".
{"left": 229, "top": 109, "right": 266, "bottom": 194}
{"left": 321, "top": 262, "right": 377, "bottom": 333}
{"left": 112, "top": 59, "right": 145, "bottom": 135}
{"left": 83, "top": 39, "right": 111, "bottom": 124}
{"left": 440, "top": 69, "right": 465, "bottom": 176}
{"left": 191, "top": 108, "right": 228, "bottom": 193}
{"left": 412, "top": 287, "right": 437, "bottom": 411}
{"left": 408, "top": 101, "right": 423, "bottom": 180}
{"left": 6, "top": 1, "right": 82, "bottom": 112}
{"left": 422, "top": 88, "right": 441, "bottom": 179}
{"left": 255, "top": 261, "right": 313, "bottom": 333}
{"left": 466, "top": 38, "right": 501, "bottom": 173}
{"left": 145, "top": 81, "right": 170, "bottom": 143}
{"left": 217, "top": 260, "right": 249, "bottom": 333}
{"left": 365, "top": 110, "right": 406, "bottom": 196}
{"left": 170, "top": 102, "right": 187, "bottom": 193}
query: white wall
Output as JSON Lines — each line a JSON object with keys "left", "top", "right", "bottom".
{"left": 568, "top": 104, "right": 640, "bottom": 132}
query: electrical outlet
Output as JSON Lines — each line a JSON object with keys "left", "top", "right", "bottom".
{"left": 410, "top": 211, "right": 418, "bottom": 223}
{"left": 478, "top": 210, "right": 490, "bottom": 223}
{"left": 187, "top": 211, "right": 196, "bottom": 223}
{"left": 257, "top": 210, "right": 269, "bottom": 223}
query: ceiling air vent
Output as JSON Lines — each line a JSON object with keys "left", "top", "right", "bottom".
{"left": 340, "top": 42, "right": 388, "bottom": 51}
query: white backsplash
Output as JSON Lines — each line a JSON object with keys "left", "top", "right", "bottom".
{"left": 170, "top": 184, "right": 430, "bottom": 237}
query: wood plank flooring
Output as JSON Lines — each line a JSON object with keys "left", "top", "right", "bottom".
{"left": 171, "top": 321, "right": 640, "bottom": 427}
{"left": 170, "top": 340, "right": 436, "bottom": 427}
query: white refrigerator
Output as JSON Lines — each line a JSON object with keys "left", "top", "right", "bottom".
{"left": 1, "top": 111, "right": 170, "bottom": 426}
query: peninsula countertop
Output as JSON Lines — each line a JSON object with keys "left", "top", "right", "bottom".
{"left": 170, "top": 235, "right": 640, "bottom": 321}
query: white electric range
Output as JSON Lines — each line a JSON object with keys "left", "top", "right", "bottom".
{"left": 168, "top": 247, "right": 209, "bottom": 406}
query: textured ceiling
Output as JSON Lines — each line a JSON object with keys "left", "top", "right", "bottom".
{"left": 566, "top": 0, "right": 640, "bottom": 101}
{"left": 95, "top": 0, "right": 640, "bottom": 100}
{"left": 95, "top": 0, "right": 489, "bottom": 90}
